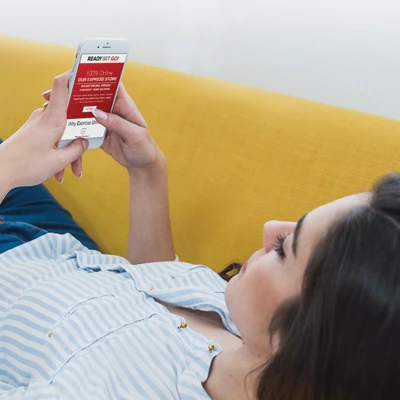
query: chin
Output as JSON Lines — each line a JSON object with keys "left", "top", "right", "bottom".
{"left": 224, "top": 274, "right": 238, "bottom": 306}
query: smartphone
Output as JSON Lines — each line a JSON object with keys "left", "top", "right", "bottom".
{"left": 58, "top": 38, "right": 130, "bottom": 149}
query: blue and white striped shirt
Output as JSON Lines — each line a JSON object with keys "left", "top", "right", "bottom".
{"left": 0, "top": 233, "right": 240, "bottom": 399}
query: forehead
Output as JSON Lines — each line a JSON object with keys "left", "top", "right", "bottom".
{"left": 297, "top": 193, "right": 369, "bottom": 260}
{"left": 309, "top": 193, "right": 369, "bottom": 223}
{"left": 312, "top": 192, "right": 369, "bottom": 222}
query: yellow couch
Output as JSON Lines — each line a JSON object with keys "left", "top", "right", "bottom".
{"left": 1, "top": 36, "right": 400, "bottom": 271}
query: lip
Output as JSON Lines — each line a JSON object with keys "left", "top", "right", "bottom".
{"left": 241, "top": 261, "right": 248, "bottom": 274}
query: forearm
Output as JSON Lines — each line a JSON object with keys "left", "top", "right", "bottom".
{"left": 127, "top": 156, "right": 175, "bottom": 264}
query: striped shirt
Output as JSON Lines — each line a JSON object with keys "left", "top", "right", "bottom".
{"left": 0, "top": 233, "right": 240, "bottom": 399}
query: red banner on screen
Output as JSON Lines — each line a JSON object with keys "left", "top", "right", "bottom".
{"left": 67, "top": 59, "right": 125, "bottom": 120}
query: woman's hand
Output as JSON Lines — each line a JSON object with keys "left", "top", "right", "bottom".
{"left": 1, "top": 71, "right": 88, "bottom": 189}
{"left": 92, "top": 83, "right": 165, "bottom": 173}
{"left": 43, "top": 81, "right": 165, "bottom": 174}
{"left": 43, "top": 83, "right": 173, "bottom": 263}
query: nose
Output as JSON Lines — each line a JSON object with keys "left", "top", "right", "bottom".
{"left": 263, "top": 220, "right": 297, "bottom": 252}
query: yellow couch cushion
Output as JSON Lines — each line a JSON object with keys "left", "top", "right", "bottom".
{"left": 1, "top": 36, "right": 400, "bottom": 271}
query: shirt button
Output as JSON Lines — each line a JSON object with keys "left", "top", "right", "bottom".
{"left": 208, "top": 344, "right": 215, "bottom": 352}
{"left": 179, "top": 322, "right": 188, "bottom": 329}
{"left": 48, "top": 333, "right": 53, "bottom": 338}
{"left": 149, "top": 288, "right": 155, "bottom": 291}
{"left": 111, "top": 293, "right": 115, "bottom": 297}
{"left": 171, "top": 276, "right": 176, "bottom": 279}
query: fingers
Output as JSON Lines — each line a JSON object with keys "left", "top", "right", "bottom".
{"left": 44, "top": 71, "right": 71, "bottom": 125}
{"left": 71, "top": 156, "right": 83, "bottom": 178}
{"left": 42, "top": 89, "right": 51, "bottom": 102}
{"left": 92, "top": 108, "right": 147, "bottom": 145}
{"left": 56, "top": 139, "right": 89, "bottom": 174}
{"left": 55, "top": 170, "right": 64, "bottom": 184}
{"left": 100, "top": 131, "right": 112, "bottom": 155}
{"left": 113, "top": 83, "right": 148, "bottom": 128}
{"left": 42, "top": 90, "right": 50, "bottom": 109}
{"left": 41, "top": 81, "right": 148, "bottom": 129}
{"left": 54, "top": 154, "right": 84, "bottom": 184}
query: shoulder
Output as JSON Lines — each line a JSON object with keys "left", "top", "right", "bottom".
{"left": 123, "top": 261, "right": 227, "bottom": 292}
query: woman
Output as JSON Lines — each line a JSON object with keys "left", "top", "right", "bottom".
{"left": 0, "top": 72, "right": 399, "bottom": 399}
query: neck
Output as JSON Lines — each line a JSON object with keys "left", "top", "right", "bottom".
{"left": 203, "top": 343, "right": 269, "bottom": 400}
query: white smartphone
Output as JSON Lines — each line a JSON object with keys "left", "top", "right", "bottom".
{"left": 58, "top": 38, "right": 130, "bottom": 149}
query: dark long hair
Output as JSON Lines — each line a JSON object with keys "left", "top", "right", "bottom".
{"left": 221, "top": 173, "right": 400, "bottom": 399}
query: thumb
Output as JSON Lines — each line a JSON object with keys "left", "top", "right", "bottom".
{"left": 57, "top": 139, "right": 89, "bottom": 166}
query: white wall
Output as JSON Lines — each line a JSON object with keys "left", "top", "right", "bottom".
{"left": 1, "top": 0, "right": 399, "bottom": 119}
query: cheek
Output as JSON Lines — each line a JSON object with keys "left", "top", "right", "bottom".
{"left": 240, "top": 266, "right": 289, "bottom": 324}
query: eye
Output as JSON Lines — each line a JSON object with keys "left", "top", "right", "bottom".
{"left": 273, "top": 234, "right": 287, "bottom": 259}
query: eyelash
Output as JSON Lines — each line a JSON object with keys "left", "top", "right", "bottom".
{"left": 273, "top": 234, "right": 287, "bottom": 259}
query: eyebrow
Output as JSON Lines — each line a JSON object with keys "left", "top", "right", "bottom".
{"left": 292, "top": 213, "right": 307, "bottom": 257}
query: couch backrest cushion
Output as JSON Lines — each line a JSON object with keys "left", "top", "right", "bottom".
{"left": 1, "top": 36, "right": 399, "bottom": 271}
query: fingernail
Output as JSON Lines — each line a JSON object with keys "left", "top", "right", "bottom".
{"left": 42, "top": 89, "right": 51, "bottom": 96}
{"left": 79, "top": 171, "right": 83, "bottom": 178}
{"left": 59, "top": 178, "right": 64, "bottom": 184}
{"left": 92, "top": 108, "right": 108, "bottom": 120}
{"left": 43, "top": 101, "right": 49, "bottom": 107}
{"left": 82, "top": 139, "right": 89, "bottom": 151}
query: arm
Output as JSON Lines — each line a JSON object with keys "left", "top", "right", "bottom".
{"left": 86, "top": 84, "right": 176, "bottom": 264}
{"left": 127, "top": 156, "right": 175, "bottom": 264}
{"left": 43, "top": 82, "right": 176, "bottom": 263}
{"left": 0, "top": 72, "right": 89, "bottom": 206}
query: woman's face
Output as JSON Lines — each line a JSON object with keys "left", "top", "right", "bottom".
{"left": 225, "top": 193, "right": 369, "bottom": 351}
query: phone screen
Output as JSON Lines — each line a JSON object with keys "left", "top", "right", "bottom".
{"left": 63, "top": 53, "right": 127, "bottom": 140}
